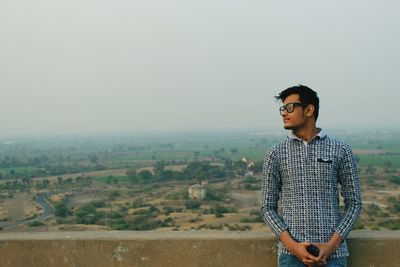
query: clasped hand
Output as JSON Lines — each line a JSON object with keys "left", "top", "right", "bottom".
{"left": 291, "top": 242, "right": 335, "bottom": 267}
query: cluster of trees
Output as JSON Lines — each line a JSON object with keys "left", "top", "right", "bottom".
{"left": 55, "top": 199, "right": 176, "bottom": 230}
{"left": 125, "top": 160, "right": 263, "bottom": 185}
{"left": 0, "top": 178, "right": 53, "bottom": 191}
{"left": 125, "top": 161, "right": 227, "bottom": 184}
{"left": 388, "top": 175, "right": 400, "bottom": 185}
{"left": 357, "top": 196, "right": 400, "bottom": 230}
{"left": 0, "top": 175, "right": 97, "bottom": 194}
{"left": 240, "top": 177, "right": 260, "bottom": 190}
{"left": 0, "top": 163, "right": 106, "bottom": 180}
{"left": 194, "top": 223, "right": 251, "bottom": 231}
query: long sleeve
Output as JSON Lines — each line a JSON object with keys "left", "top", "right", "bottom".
{"left": 260, "top": 147, "right": 288, "bottom": 238}
{"left": 334, "top": 144, "right": 362, "bottom": 240}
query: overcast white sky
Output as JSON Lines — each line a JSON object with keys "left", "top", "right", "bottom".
{"left": 0, "top": 1, "right": 399, "bottom": 135}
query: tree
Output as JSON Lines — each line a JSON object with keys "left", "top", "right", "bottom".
{"left": 365, "top": 164, "right": 376, "bottom": 174}
{"left": 184, "top": 200, "right": 202, "bottom": 210}
{"left": 154, "top": 161, "right": 165, "bottom": 174}
{"left": 388, "top": 175, "right": 400, "bottom": 185}
{"left": 224, "top": 158, "right": 234, "bottom": 170}
{"left": 21, "top": 176, "right": 32, "bottom": 186}
{"left": 42, "top": 179, "right": 50, "bottom": 188}
{"left": 230, "top": 148, "right": 238, "bottom": 154}
{"left": 138, "top": 170, "right": 153, "bottom": 181}
{"left": 249, "top": 161, "right": 263, "bottom": 174}
{"left": 233, "top": 160, "right": 247, "bottom": 176}
{"left": 158, "top": 170, "right": 182, "bottom": 181}
{"left": 383, "top": 161, "right": 392, "bottom": 173}
{"left": 126, "top": 169, "right": 138, "bottom": 184}
{"left": 89, "top": 155, "right": 99, "bottom": 164}
{"left": 55, "top": 201, "right": 70, "bottom": 217}
{"left": 184, "top": 161, "right": 210, "bottom": 180}
{"left": 354, "top": 155, "right": 360, "bottom": 164}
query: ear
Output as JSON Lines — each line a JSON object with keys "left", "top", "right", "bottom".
{"left": 305, "top": 105, "right": 315, "bottom": 118}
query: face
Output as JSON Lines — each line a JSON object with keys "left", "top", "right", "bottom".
{"left": 280, "top": 94, "right": 309, "bottom": 130}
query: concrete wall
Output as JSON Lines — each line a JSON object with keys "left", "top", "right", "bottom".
{"left": 0, "top": 231, "right": 398, "bottom": 267}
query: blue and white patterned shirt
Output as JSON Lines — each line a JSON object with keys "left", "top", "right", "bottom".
{"left": 261, "top": 129, "right": 362, "bottom": 258}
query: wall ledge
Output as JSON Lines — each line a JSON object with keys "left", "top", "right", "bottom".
{"left": 0, "top": 230, "right": 399, "bottom": 267}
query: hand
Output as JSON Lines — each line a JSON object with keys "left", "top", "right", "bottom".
{"left": 312, "top": 242, "right": 336, "bottom": 264}
{"left": 288, "top": 242, "right": 326, "bottom": 266}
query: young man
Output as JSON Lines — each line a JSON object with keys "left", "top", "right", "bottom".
{"left": 261, "top": 85, "right": 362, "bottom": 267}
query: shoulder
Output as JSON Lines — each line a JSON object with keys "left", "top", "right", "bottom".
{"left": 323, "top": 135, "right": 354, "bottom": 155}
{"left": 323, "top": 135, "right": 350, "bottom": 148}
{"left": 264, "top": 139, "right": 290, "bottom": 159}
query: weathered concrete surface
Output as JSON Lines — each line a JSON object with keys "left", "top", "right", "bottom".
{"left": 0, "top": 230, "right": 398, "bottom": 267}
{"left": 347, "top": 231, "right": 400, "bottom": 267}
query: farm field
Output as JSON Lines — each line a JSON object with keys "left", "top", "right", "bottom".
{"left": 0, "top": 128, "right": 399, "bottom": 232}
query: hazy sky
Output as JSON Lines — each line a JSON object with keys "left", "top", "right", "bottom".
{"left": 1, "top": 1, "right": 399, "bottom": 135}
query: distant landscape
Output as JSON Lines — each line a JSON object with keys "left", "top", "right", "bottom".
{"left": 0, "top": 128, "right": 399, "bottom": 232}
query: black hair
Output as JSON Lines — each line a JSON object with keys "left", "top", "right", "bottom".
{"left": 275, "top": 84, "right": 320, "bottom": 121}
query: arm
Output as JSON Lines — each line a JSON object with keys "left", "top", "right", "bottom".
{"left": 313, "top": 144, "right": 362, "bottom": 263}
{"left": 260, "top": 147, "right": 288, "bottom": 238}
{"left": 334, "top": 144, "right": 362, "bottom": 240}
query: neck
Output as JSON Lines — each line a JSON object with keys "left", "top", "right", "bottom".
{"left": 293, "top": 124, "right": 318, "bottom": 143}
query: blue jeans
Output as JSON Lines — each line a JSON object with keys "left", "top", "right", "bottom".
{"left": 278, "top": 253, "right": 347, "bottom": 267}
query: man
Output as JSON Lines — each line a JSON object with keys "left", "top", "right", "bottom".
{"left": 261, "top": 85, "right": 362, "bottom": 267}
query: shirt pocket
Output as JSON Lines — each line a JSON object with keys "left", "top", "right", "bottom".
{"left": 315, "top": 158, "right": 335, "bottom": 184}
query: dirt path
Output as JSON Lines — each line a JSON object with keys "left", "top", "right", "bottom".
{"left": 0, "top": 193, "right": 37, "bottom": 221}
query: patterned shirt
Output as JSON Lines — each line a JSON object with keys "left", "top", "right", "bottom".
{"left": 261, "top": 129, "right": 362, "bottom": 258}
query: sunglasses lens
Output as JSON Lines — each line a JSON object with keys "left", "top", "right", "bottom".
{"left": 286, "top": 103, "right": 294, "bottom": 113}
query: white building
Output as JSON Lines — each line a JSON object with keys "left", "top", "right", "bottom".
{"left": 188, "top": 181, "right": 207, "bottom": 200}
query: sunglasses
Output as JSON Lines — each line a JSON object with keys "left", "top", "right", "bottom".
{"left": 279, "top": 102, "right": 308, "bottom": 115}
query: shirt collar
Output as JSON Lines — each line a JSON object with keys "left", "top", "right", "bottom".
{"left": 287, "top": 128, "right": 327, "bottom": 143}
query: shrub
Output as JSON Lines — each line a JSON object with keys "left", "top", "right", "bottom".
{"left": 215, "top": 212, "right": 224, "bottom": 218}
{"left": 240, "top": 215, "right": 263, "bottom": 223}
{"left": 352, "top": 220, "right": 365, "bottom": 230}
{"left": 227, "top": 224, "right": 251, "bottom": 231}
{"left": 189, "top": 217, "right": 202, "bottom": 223}
{"left": 205, "top": 189, "right": 225, "bottom": 201}
{"left": 74, "top": 204, "right": 103, "bottom": 224}
{"left": 214, "top": 204, "right": 236, "bottom": 214}
{"left": 378, "top": 219, "right": 400, "bottom": 230}
{"left": 28, "top": 221, "right": 46, "bottom": 227}
{"left": 131, "top": 200, "right": 149, "bottom": 209}
{"left": 166, "top": 191, "right": 187, "bottom": 200}
{"left": 184, "top": 200, "right": 202, "bottom": 210}
{"left": 388, "top": 175, "right": 400, "bottom": 185}
{"left": 243, "top": 183, "right": 259, "bottom": 190}
{"left": 242, "top": 177, "right": 258, "bottom": 184}
{"left": 91, "top": 200, "right": 107, "bottom": 208}
{"left": 54, "top": 201, "right": 70, "bottom": 217}
{"left": 163, "top": 206, "right": 183, "bottom": 215}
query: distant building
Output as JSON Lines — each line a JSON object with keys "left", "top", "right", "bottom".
{"left": 188, "top": 181, "right": 207, "bottom": 200}
{"left": 245, "top": 170, "right": 254, "bottom": 176}
{"left": 242, "top": 157, "right": 255, "bottom": 169}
